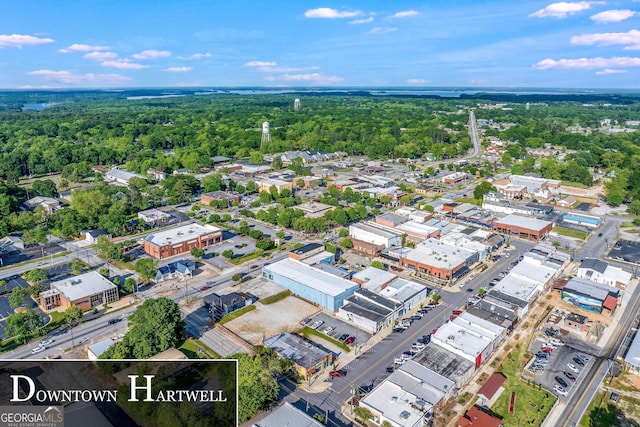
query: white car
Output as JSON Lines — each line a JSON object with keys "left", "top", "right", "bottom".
{"left": 39, "top": 339, "right": 54, "bottom": 347}
{"left": 554, "top": 384, "right": 568, "bottom": 396}
{"left": 311, "top": 320, "right": 323, "bottom": 329}
{"left": 412, "top": 342, "right": 426, "bottom": 351}
{"left": 567, "top": 363, "right": 579, "bottom": 373}
{"left": 31, "top": 346, "right": 46, "bottom": 355}
{"left": 322, "top": 326, "right": 335, "bottom": 334}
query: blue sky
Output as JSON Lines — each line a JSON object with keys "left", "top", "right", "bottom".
{"left": 1, "top": 0, "right": 639, "bottom": 89}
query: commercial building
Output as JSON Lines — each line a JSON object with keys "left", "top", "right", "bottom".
{"left": 200, "top": 191, "right": 241, "bottom": 206}
{"left": 562, "top": 212, "right": 602, "bottom": 228}
{"left": 204, "top": 291, "right": 257, "bottom": 320}
{"left": 360, "top": 360, "right": 453, "bottom": 427}
{"left": 143, "top": 224, "right": 222, "bottom": 259}
{"left": 105, "top": 168, "right": 145, "bottom": 186}
{"left": 39, "top": 271, "right": 119, "bottom": 312}
{"left": 492, "top": 214, "right": 553, "bottom": 241}
{"left": 624, "top": 329, "right": 640, "bottom": 376}
{"left": 263, "top": 332, "right": 333, "bottom": 378}
{"left": 561, "top": 277, "right": 619, "bottom": 314}
{"left": 255, "top": 177, "right": 293, "bottom": 193}
{"left": 441, "top": 172, "right": 469, "bottom": 184}
{"left": 395, "top": 221, "right": 441, "bottom": 240}
{"left": 400, "top": 242, "right": 467, "bottom": 282}
{"left": 253, "top": 401, "right": 324, "bottom": 427}
{"left": 337, "top": 289, "right": 400, "bottom": 333}
{"left": 457, "top": 406, "right": 503, "bottom": 427}
{"left": 349, "top": 222, "right": 403, "bottom": 252}
{"left": 378, "top": 278, "right": 428, "bottom": 314}
{"left": 577, "top": 258, "right": 632, "bottom": 288}
{"left": 137, "top": 208, "right": 172, "bottom": 227}
{"left": 352, "top": 267, "right": 397, "bottom": 290}
{"left": 482, "top": 192, "right": 553, "bottom": 217}
{"left": 412, "top": 345, "right": 475, "bottom": 389}
{"left": 87, "top": 338, "right": 120, "bottom": 360}
{"left": 296, "top": 202, "right": 335, "bottom": 218}
{"left": 288, "top": 243, "right": 325, "bottom": 261}
{"left": 262, "top": 258, "right": 358, "bottom": 311}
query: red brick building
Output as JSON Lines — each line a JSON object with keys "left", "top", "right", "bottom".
{"left": 200, "top": 191, "right": 241, "bottom": 206}
{"left": 143, "top": 224, "right": 222, "bottom": 259}
{"left": 492, "top": 214, "right": 552, "bottom": 241}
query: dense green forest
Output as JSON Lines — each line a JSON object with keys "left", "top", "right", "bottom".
{"left": 1, "top": 90, "right": 640, "bottom": 240}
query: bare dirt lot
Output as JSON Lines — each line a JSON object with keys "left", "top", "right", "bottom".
{"left": 226, "top": 296, "right": 321, "bottom": 345}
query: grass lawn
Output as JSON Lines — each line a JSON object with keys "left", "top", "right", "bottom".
{"left": 491, "top": 345, "right": 556, "bottom": 427}
{"left": 562, "top": 180, "right": 589, "bottom": 189}
{"left": 260, "top": 290, "right": 291, "bottom": 305}
{"left": 454, "top": 197, "right": 481, "bottom": 206}
{"left": 553, "top": 226, "right": 588, "bottom": 240}
{"left": 218, "top": 305, "right": 256, "bottom": 325}
{"left": 298, "top": 326, "right": 350, "bottom": 353}
{"left": 179, "top": 338, "right": 220, "bottom": 359}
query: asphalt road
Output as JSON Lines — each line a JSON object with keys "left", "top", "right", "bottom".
{"left": 575, "top": 216, "right": 623, "bottom": 261}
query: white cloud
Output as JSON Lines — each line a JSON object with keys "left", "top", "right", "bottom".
{"left": 533, "top": 56, "right": 640, "bottom": 69}
{"left": 58, "top": 43, "right": 109, "bottom": 53}
{"left": 83, "top": 51, "right": 118, "bottom": 61}
{"left": 591, "top": 9, "right": 638, "bottom": 23}
{"left": 132, "top": 49, "right": 171, "bottom": 60}
{"left": 529, "top": 2, "right": 604, "bottom": 18}
{"left": 389, "top": 10, "right": 420, "bottom": 19}
{"left": 0, "top": 34, "right": 54, "bottom": 48}
{"left": 163, "top": 67, "right": 192, "bottom": 72}
{"left": 177, "top": 52, "right": 211, "bottom": 60}
{"left": 27, "top": 69, "right": 131, "bottom": 84}
{"left": 265, "top": 73, "right": 344, "bottom": 84}
{"left": 17, "top": 85, "right": 59, "bottom": 89}
{"left": 244, "top": 60, "right": 277, "bottom": 67}
{"left": 101, "top": 60, "right": 148, "bottom": 69}
{"left": 571, "top": 29, "right": 640, "bottom": 50}
{"left": 595, "top": 68, "right": 628, "bottom": 74}
{"left": 407, "top": 78, "right": 430, "bottom": 84}
{"left": 349, "top": 17, "right": 374, "bottom": 24}
{"left": 367, "top": 27, "right": 398, "bottom": 34}
{"left": 304, "top": 8, "right": 362, "bottom": 18}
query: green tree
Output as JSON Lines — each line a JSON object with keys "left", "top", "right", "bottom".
{"left": 64, "top": 306, "right": 83, "bottom": 324}
{"left": 354, "top": 407, "right": 372, "bottom": 424}
{"left": 478, "top": 287, "right": 487, "bottom": 297}
{"left": 340, "top": 238, "right": 353, "bottom": 248}
{"left": 232, "top": 273, "right": 244, "bottom": 282}
{"left": 473, "top": 181, "right": 497, "bottom": 200}
{"left": 101, "top": 297, "right": 186, "bottom": 359}
{"left": 71, "top": 258, "right": 88, "bottom": 275}
{"left": 296, "top": 178, "right": 305, "bottom": 187}
{"left": 338, "top": 228, "right": 349, "bottom": 238}
{"left": 245, "top": 181, "right": 256, "bottom": 193}
{"left": 236, "top": 349, "right": 282, "bottom": 422}
{"left": 5, "top": 308, "right": 45, "bottom": 343}
{"left": 24, "top": 268, "right": 48, "bottom": 286}
{"left": 123, "top": 277, "right": 137, "bottom": 294}
{"left": 26, "top": 284, "right": 43, "bottom": 297}
{"left": 190, "top": 247, "right": 205, "bottom": 258}
{"left": 370, "top": 260, "right": 384, "bottom": 269}
{"left": 431, "top": 293, "right": 441, "bottom": 303}
{"left": 222, "top": 249, "right": 234, "bottom": 259}
{"left": 8, "top": 287, "right": 29, "bottom": 309}
{"left": 134, "top": 258, "right": 159, "bottom": 282}
{"left": 271, "top": 156, "right": 283, "bottom": 170}
{"left": 249, "top": 151, "right": 264, "bottom": 164}
{"left": 628, "top": 200, "right": 640, "bottom": 215}
{"left": 31, "top": 179, "right": 58, "bottom": 198}
{"left": 94, "top": 235, "right": 124, "bottom": 262}
{"left": 400, "top": 194, "right": 413, "bottom": 205}
{"left": 202, "top": 173, "right": 226, "bottom": 192}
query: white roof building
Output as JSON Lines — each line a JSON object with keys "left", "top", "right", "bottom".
{"left": 431, "top": 320, "right": 494, "bottom": 368}
{"left": 105, "top": 168, "right": 144, "bottom": 185}
{"left": 353, "top": 267, "right": 397, "bottom": 291}
{"left": 144, "top": 224, "right": 222, "bottom": 247}
{"left": 361, "top": 360, "right": 451, "bottom": 427}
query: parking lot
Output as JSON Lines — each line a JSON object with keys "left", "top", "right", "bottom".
{"left": 305, "top": 312, "right": 372, "bottom": 352}
{"left": 609, "top": 239, "right": 640, "bottom": 264}
{"left": 527, "top": 334, "right": 592, "bottom": 399}
{"left": 201, "top": 231, "right": 257, "bottom": 270}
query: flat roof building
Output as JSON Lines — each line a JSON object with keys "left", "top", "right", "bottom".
{"left": 143, "top": 224, "right": 222, "bottom": 259}
{"left": 412, "top": 345, "right": 475, "bottom": 389}
{"left": 492, "top": 214, "right": 553, "bottom": 241}
{"left": 252, "top": 401, "right": 324, "bottom": 427}
{"left": 262, "top": 258, "right": 359, "bottom": 311}
{"left": 562, "top": 277, "right": 619, "bottom": 314}
{"left": 263, "top": 332, "right": 333, "bottom": 378}
{"left": 349, "top": 222, "right": 403, "bottom": 255}
{"left": 431, "top": 317, "right": 499, "bottom": 368}
{"left": 624, "top": 328, "right": 640, "bottom": 376}
{"left": 39, "top": 271, "right": 119, "bottom": 312}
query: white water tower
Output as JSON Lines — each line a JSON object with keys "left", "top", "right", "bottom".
{"left": 261, "top": 121, "right": 271, "bottom": 145}
{"left": 294, "top": 98, "right": 301, "bottom": 111}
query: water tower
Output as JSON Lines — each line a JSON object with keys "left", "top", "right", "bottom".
{"left": 294, "top": 98, "right": 301, "bottom": 111}
{"left": 261, "top": 121, "right": 271, "bottom": 146}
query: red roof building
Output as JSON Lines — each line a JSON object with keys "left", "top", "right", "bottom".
{"left": 457, "top": 406, "right": 503, "bottom": 427}
{"left": 477, "top": 372, "right": 506, "bottom": 403}
{"left": 603, "top": 295, "right": 618, "bottom": 311}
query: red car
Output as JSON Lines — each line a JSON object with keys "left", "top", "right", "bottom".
{"left": 344, "top": 336, "right": 355, "bottom": 345}
{"left": 199, "top": 285, "right": 212, "bottom": 291}
{"left": 431, "top": 328, "right": 438, "bottom": 335}
{"left": 249, "top": 265, "right": 259, "bottom": 269}
{"left": 449, "top": 315, "right": 457, "bottom": 321}
{"left": 329, "top": 370, "right": 346, "bottom": 378}
{"left": 541, "top": 347, "right": 553, "bottom": 353}
{"left": 452, "top": 310, "right": 462, "bottom": 316}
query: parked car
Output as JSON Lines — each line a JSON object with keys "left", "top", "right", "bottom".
{"left": 199, "top": 285, "right": 212, "bottom": 291}
{"left": 39, "top": 339, "right": 53, "bottom": 347}
{"left": 329, "top": 370, "right": 346, "bottom": 378}
{"left": 386, "top": 366, "right": 394, "bottom": 373}
{"left": 108, "top": 318, "right": 122, "bottom": 325}
{"left": 541, "top": 347, "right": 553, "bottom": 353}
{"left": 554, "top": 385, "right": 568, "bottom": 396}
{"left": 249, "top": 265, "right": 259, "bottom": 269}
{"left": 311, "top": 320, "right": 324, "bottom": 329}
{"left": 338, "top": 333, "right": 349, "bottom": 342}
{"left": 564, "top": 371, "right": 576, "bottom": 381}
{"left": 411, "top": 314, "right": 422, "bottom": 320}
{"left": 567, "top": 363, "right": 579, "bottom": 373}
{"left": 322, "top": 326, "right": 335, "bottom": 334}
{"left": 412, "top": 342, "right": 426, "bottom": 351}
{"left": 402, "top": 319, "right": 412, "bottom": 327}
{"left": 344, "top": 336, "right": 355, "bottom": 345}
{"left": 393, "top": 327, "right": 406, "bottom": 333}
{"left": 577, "top": 353, "right": 590, "bottom": 361}
{"left": 452, "top": 310, "right": 463, "bottom": 316}
{"left": 466, "top": 288, "right": 474, "bottom": 293}
{"left": 555, "top": 376, "right": 568, "bottom": 388}
{"left": 573, "top": 357, "right": 585, "bottom": 367}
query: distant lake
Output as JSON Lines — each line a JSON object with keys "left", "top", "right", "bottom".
{"left": 127, "top": 94, "right": 186, "bottom": 100}
{"left": 22, "top": 102, "right": 61, "bottom": 111}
